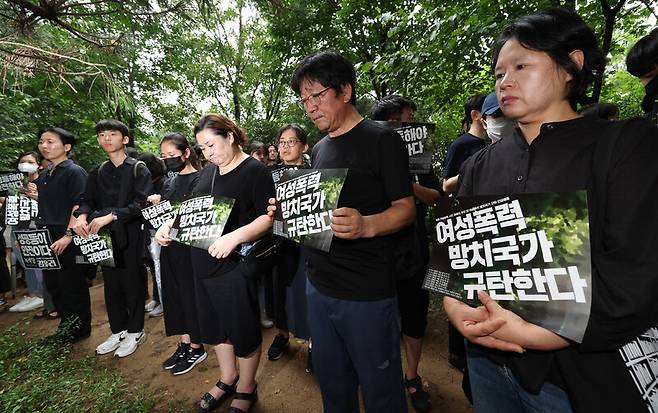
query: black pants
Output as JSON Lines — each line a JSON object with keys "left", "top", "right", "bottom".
{"left": 44, "top": 241, "right": 92, "bottom": 335}
{"left": 102, "top": 225, "right": 145, "bottom": 334}
{"left": 272, "top": 241, "right": 300, "bottom": 331}
{"left": 161, "top": 242, "right": 201, "bottom": 343}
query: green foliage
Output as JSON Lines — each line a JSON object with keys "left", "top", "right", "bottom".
{"left": 0, "top": 326, "right": 154, "bottom": 412}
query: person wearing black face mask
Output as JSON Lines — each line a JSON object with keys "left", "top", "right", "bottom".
{"left": 147, "top": 132, "right": 206, "bottom": 377}
{"left": 626, "top": 27, "right": 658, "bottom": 126}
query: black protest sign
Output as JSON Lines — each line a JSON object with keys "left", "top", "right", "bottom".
{"left": 273, "top": 168, "right": 347, "bottom": 252}
{"left": 271, "top": 166, "right": 287, "bottom": 184}
{"left": 4, "top": 194, "right": 38, "bottom": 226}
{"left": 0, "top": 171, "right": 23, "bottom": 192}
{"left": 375, "top": 121, "right": 436, "bottom": 174}
{"left": 422, "top": 191, "right": 592, "bottom": 343}
{"left": 141, "top": 200, "right": 177, "bottom": 229}
{"left": 14, "top": 229, "right": 60, "bottom": 270}
{"left": 170, "top": 195, "right": 234, "bottom": 250}
{"left": 72, "top": 231, "right": 115, "bottom": 267}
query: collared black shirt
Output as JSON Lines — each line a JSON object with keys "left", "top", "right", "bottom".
{"left": 35, "top": 159, "right": 87, "bottom": 228}
{"left": 458, "top": 117, "right": 658, "bottom": 412}
{"left": 77, "top": 157, "right": 153, "bottom": 222}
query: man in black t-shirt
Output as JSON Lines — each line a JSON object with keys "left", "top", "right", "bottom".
{"left": 289, "top": 51, "right": 416, "bottom": 412}
{"left": 442, "top": 93, "right": 488, "bottom": 194}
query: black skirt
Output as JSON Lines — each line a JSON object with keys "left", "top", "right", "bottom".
{"left": 194, "top": 262, "right": 261, "bottom": 357}
{"left": 161, "top": 242, "right": 202, "bottom": 343}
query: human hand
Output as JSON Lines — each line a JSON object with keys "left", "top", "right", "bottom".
{"left": 50, "top": 235, "right": 72, "bottom": 256}
{"left": 207, "top": 232, "right": 239, "bottom": 259}
{"left": 266, "top": 198, "right": 277, "bottom": 219}
{"left": 443, "top": 296, "right": 525, "bottom": 353}
{"left": 72, "top": 215, "right": 90, "bottom": 238}
{"left": 155, "top": 221, "right": 173, "bottom": 246}
{"left": 25, "top": 183, "right": 38, "bottom": 200}
{"left": 147, "top": 194, "right": 161, "bottom": 205}
{"left": 331, "top": 207, "right": 369, "bottom": 239}
{"left": 89, "top": 214, "right": 114, "bottom": 235}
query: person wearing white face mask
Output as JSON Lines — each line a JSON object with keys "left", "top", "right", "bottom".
{"left": 7, "top": 152, "right": 51, "bottom": 315}
{"left": 481, "top": 92, "right": 518, "bottom": 143}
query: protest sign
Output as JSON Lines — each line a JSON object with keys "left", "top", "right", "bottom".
{"left": 72, "top": 231, "right": 115, "bottom": 267}
{"left": 273, "top": 168, "right": 347, "bottom": 252}
{"left": 422, "top": 191, "right": 591, "bottom": 342}
{"left": 4, "top": 194, "right": 38, "bottom": 226}
{"left": 0, "top": 171, "right": 24, "bottom": 192}
{"left": 14, "top": 229, "right": 60, "bottom": 270}
{"left": 141, "top": 200, "right": 177, "bottom": 229}
{"left": 170, "top": 194, "right": 234, "bottom": 250}
{"left": 375, "top": 121, "right": 436, "bottom": 174}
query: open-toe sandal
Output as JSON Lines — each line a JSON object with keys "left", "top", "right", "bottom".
{"left": 227, "top": 385, "right": 258, "bottom": 413}
{"left": 405, "top": 375, "right": 431, "bottom": 412}
{"left": 196, "top": 376, "right": 239, "bottom": 413}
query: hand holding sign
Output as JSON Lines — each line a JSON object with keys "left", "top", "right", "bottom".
{"left": 50, "top": 235, "right": 72, "bottom": 256}
{"left": 266, "top": 197, "right": 277, "bottom": 219}
{"left": 155, "top": 220, "right": 174, "bottom": 246}
{"left": 331, "top": 207, "right": 367, "bottom": 239}
{"left": 89, "top": 213, "right": 114, "bottom": 234}
{"left": 72, "top": 215, "right": 91, "bottom": 238}
{"left": 207, "top": 231, "right": 240, "bottom": 259}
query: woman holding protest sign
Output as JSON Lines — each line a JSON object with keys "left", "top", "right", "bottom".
{"left": 265, "top": 123, "right": 313, "bottom": 369}
{"left": 147, "top": 132, "right": 207, "bottom": 376}
{"left": 156, "top": 114, "right": 275, "bottom": 413}
{"left": 443, "top": 9, "right": 658, "bottom": 413}
{"left": 34, "top": 128, "right": 91, "bottom": 341}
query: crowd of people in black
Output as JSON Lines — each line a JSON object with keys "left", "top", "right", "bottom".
{"left": 1, "top": 8, "right": 658, "bottom": 413}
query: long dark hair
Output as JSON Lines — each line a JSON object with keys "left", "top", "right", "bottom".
{"left": 160, "top": 132, "right": 200, "bottom": 170}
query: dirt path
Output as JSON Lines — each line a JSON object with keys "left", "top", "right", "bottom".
{"left": 1, "top": 279, "right": 472, "bottom": 413}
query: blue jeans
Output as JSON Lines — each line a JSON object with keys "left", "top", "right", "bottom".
{"left": 306, "top": 281, "right": 407, "bottom": 413}
{"left": 467, "top": 343, "right": 573, "bottom": 413}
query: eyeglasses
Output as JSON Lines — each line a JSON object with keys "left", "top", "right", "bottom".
{"left": 278, "top": 139, "right": 300, "bottom": 148}
{"left": 297, "top": 87, "right": 331, "bottom": 109}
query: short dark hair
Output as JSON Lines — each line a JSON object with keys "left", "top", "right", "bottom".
{"left": 291, "top": 51, "right": 357, "bottom": 105}
{"left": 492, "top": 8, "right": 606, "bottom": 110}
{"left": 462, "top": 93, "right": 487, "bottom": 129}
{"left": 137, "top": 152, "right": 165, "bottom": 180}
{"left": 95, "top": 119, "right": 130, "bottom": 138}
{"left": 247, "top": 141, "right": 265, "bottom": 155}
{"left": 160, "top": 132, "right": 200, "bottom": 170}
{"left": 193, "top": 113, "right": 248, "bottom": 147}
{"left": 370, "top": 95, "right": 417, "bottom": 121}
{"left": 578, "top": 102, "right": 619, "bottom": 120}
{"left": 17, "top": 151, "right": 41, "bottom": 167}
{"left": 124, "top": 146, "right": 139, "bottom": 159}
{"left": 277, "top": 123, "right": 308, "bottom": 145}
{"left": 38, "top": 127, "right": 76, "bottom": 151}
{"left": 626, "top": 27, "right": 658, "bottom": 78}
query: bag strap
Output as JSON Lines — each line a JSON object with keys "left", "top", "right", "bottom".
{"left": 590, "top": 120, "right": 627, "bottom": 251}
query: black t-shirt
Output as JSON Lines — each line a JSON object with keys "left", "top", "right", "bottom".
{"left": 190, "top": 157, "right": 275, "bottom": 278}
{"left": 161, "top": 171, "right": 200, "bottom": 203}
{"left": 305, "top": 119, "right": 412, "bottom": 301}
{"left": 35, "top": 159, "right": 88, "bottom": 229}
{"left": 458, "top": 117, "right": 658, "bottom": 412}
{"left": 442, "top": 132, "right": 487, "bottom": 179}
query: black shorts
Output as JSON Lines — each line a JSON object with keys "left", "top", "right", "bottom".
{"left": 396, "top": 267, "right": 429, "bottom": 339}
{"left": 194, "top": 264, "right": 262, "bottom": 357}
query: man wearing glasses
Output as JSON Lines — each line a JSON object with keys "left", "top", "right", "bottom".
{"left": 289, "top": 51, "right": 415, "bottom": 412}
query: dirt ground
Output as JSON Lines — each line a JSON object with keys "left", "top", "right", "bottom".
{"left": 0, "top": 277, "right": 473, "bottom": 413}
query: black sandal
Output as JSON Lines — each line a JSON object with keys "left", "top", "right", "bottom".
{"left": 404, "top": 375, "right": 431, "bottom": 412}
{"left": 227, "top": 384, "right": 258, "bottom": 413}
{"left": 196, "top": 376, "right": 239, "bottom": 413}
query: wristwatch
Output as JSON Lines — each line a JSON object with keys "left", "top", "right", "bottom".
{"left": 112, "top": 212, "right": 118, "bottom": 221}
{"left": 64, "top": 228, "right": 74, "bottom": 237}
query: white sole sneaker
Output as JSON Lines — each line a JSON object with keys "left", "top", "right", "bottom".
{"left": 114, "top": 332, "right": 146, "bottom": 358}
{"left": 96, "top": 331, "right": 127, "bottom": 355}
{"left": 172, "top": 352, "right": 208, "bottom": 376}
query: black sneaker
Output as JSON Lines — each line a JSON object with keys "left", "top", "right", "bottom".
{"left": 171, "top": 347, "right": 207, "bottom": 376}
{"left": 267, "top": 334, "right": 289, "bottom": 361}
{"left": 306, "top": 347, "right": 313, "bottom": 374}
{"left": 163, "top": 342, "right": 190, "bottom": 370}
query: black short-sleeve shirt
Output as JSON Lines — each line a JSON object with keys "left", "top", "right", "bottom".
{"left": 305, "top": 119, "right": 413, "bottom": 301}
{"left": 458, "top": 117, "right": 658, "bottom": 412}
{"left": 442, "top": 132, "right": 487, "bottom": 179}
{"left": 161, "top": 171, "right": 200, "bottom": 203}
{"left": 190, "top": 157, "right": 275, "bottom": 278}
{"left": 35, "top": 159, "right": 88, "bottom": 228}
